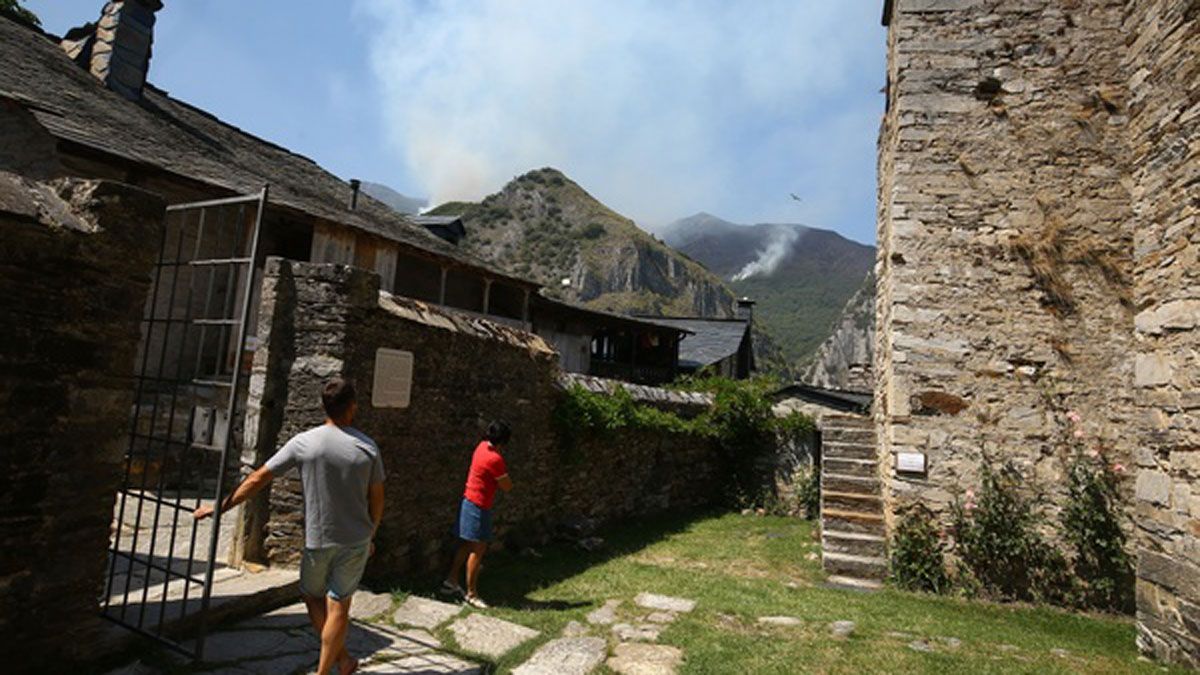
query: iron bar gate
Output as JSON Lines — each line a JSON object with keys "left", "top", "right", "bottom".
{"left": 101, "top": 188, "right": 267, "bottom": 658}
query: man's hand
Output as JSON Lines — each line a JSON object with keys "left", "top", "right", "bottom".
{"left": 193, "top": 504, "right": 214, "bottom": 521}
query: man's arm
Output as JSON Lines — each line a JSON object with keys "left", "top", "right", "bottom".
{"left": 496, "top": 474, "right": 513, "bottom": 492}
{"left": 194, "top": 465, "right": 274, "bottom": 520}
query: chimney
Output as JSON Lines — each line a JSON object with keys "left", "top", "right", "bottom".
{"left": 736, "top": 297, "right": 755, "bottom": 322}
{"left": 62, "top": 1, "right": 163, "bottom": 101}
{"left": 349, "top": 179, "right": 361, "bottom": 210}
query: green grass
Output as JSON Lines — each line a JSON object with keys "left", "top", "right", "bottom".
{"left": 382, "top": 511, "right": 1175, "bottom": 674}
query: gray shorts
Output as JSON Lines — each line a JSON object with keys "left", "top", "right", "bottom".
{"left": 300, "top": 542, "right": 370, "bottom": 601}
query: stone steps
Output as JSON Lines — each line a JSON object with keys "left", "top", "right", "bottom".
{"left": 822, "top": 551, "right": 888, "bottom": 580}
{"left": 822, "top": 529, "right": 887, "bottom": 558}
{"left": 826, "top": 574, "right": 884, "bottom": 591}
{"left": 821, "top": 508, "right": 886, "bottom": 536}
{"left": 822, "top": 441, "right": 876, "bottom": 461}
{"left": 822, "top": 491, "right": 883, "bottom": 514}
{"left": 822, "top": 473, "right": 881, "bottom": 495}
{"left": 823, "top": 457, "right": 877, "bottom": 478}
{"left": 821, "top": 428, "right": 875, "bottom": 443}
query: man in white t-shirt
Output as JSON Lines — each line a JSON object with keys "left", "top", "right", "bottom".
{"left": 196, "top": 377, "right": 384, "bottom": 675}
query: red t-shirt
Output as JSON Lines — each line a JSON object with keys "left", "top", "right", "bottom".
{"left": 463, "top": 441, "right": 508, "bottom": 510}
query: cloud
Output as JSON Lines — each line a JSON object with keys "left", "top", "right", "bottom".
{"left": 355, "top": 0, "right": 882, "bottom": 234}
{"left": 732, "top": 225, "right": 800, "bottom": 281}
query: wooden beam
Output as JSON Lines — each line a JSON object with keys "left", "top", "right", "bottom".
{"left": 438, "top": 266, "right": 448, "bottom": 305}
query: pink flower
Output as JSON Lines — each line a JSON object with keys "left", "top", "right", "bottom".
{"left": 964, "top": 501, "right": 976, "bottom": 511}
{"left": 1066, "top": 411, "right": 1081, "bottom": 423}
{"left": 1074, "top": 428, "right": 1085, "bottom": 438}
{"left": 1087, "top": 448, "right": 1100, "bottom": 458}
{"left": 965, "top": 489, "right": 975, "bottom": 500}
{"left": 1112, "top": 463, "right": 1126, "bottom": 473}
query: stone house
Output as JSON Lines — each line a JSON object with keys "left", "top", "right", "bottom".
{"left": 875, "top": 0, "right": 1198, "bottom": 666}
{"left": 0, "top": 3, "right": 688, "bottom": 386}
{"left": 643, "top": 300, "right": 758, "bottom": 380}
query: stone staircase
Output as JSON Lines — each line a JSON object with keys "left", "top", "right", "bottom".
{"left": 820, "top": 413, "right": 886, "bottom": 589}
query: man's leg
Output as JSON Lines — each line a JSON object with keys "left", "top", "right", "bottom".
{"left": 465, "top": 541, "right": 487, "bottom": 598}
{"left": 303, "top": 594, "right": 352, "bottom": 671}
{"left": 317, "top": 595, "right": 354, "bottom": 675}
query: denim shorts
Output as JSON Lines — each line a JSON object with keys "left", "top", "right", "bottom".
{"left": 299, "top": 541, "right": 370, "bottom": 601}
{"left": 456, "top": 498, "right": 493, "bottom": 542}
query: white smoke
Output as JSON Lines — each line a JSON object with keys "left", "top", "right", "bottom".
{"left": 732, "top": 226, "right": 800, "bottom": 281}
{"left": 352, "top": 1, "right": 882, "bottom": 226}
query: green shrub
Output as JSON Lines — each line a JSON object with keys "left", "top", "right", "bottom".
{"left": 580, "top": 223, "right": 606, "bottom": 240}
{"left": 793, "top": 464, "right": 820, "bottom": 520}
{"left": 1062, "top": 448, "right": 1134, "bottom": 612}
{"left": 949, "top": 461, "right": 1073, "bottom": 604}
{"left": 890, "top": 503, "right": 950, "bottom": 593}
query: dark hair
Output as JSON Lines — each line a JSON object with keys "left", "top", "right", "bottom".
{"left": 322, "top": 377, "right": 357, "bottom": 418}
{"left": 485, "top": 420, "right": 511, "bottom": 446}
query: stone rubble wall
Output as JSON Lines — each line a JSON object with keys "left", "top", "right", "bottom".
{"left": 0, "top": 173, "right": 162, "bottom": 672}
{"left": 1124, "top": 0, "right": 1200, "bottom": 666}
{"left": 876, "top": 0, "right": 1139, "bottom": 529}
{"left": 242, "top": 259, "right": 724, "bottom": 574}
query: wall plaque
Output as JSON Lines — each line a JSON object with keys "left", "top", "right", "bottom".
{"left": 896, "top": 451, "right": 927, "bottom": 475}
{"left": 372, "top": 348, "right": 414, "bottom": 408}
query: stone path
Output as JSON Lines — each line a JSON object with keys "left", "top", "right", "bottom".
{"left": 106, "top": 589, "right": 700, "bottom": 675}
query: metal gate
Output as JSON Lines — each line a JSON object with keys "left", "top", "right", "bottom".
{"left": 101, "top": 188, "right": 267, "bottom": 657}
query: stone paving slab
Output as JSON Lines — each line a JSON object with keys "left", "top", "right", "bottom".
{"left": 634, "top": 593, "right": 695, "bottom": 614}
{"left": 511, "top": 637, "right": 607, "bottom": 675}
{"left": 585, "top": 599, "right": 622, "bottom": 625}
{"left": 359, "top": 653, "right": 482, "bottom": 674}
{"left": 392, "top": 596, "right": 463, "bottom": 629}
{"left": 448, "top": 613, "right": 539, "bottom": 659}
{"left": 758, "top": 616, "right": 802, "bottom": 627}
{"left": 606, "top": 643, "right": 683, "bottom": 675}
{"left": 612, "top": 623, "right": 663, "bottom": 642}
{"left": 352, "top": 591, "right": 397, "bottom": 620}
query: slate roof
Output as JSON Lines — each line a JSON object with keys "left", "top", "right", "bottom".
{"left": 640, "top": 317, "right": 749, "bottom": 368}
{"left": 0, "top": 17, "right": 532, "bottom": 287}
{"left": 772, "top": 383, "right": 872, "bottom": 415}
{"left": 536, "top": 297, "right": 694, "bottom": 335}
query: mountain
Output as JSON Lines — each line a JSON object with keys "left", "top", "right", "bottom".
{"left": 360, "top": 181, "right": 427, "bottom": 215}
{"left": 662, "top": 213, "right": 875, "bottom": 369}
{"left": 428, "top": 168, "right": 793, "bottom": 375}
{"left": 801, "top": 272, "right": 875, "bottom": 390}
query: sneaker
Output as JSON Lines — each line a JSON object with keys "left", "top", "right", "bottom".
{"left": 440, "top": 580, "right": 464, "bottom": 597}
{"left": 464, "top": 594, "right": 490, "bottom": 609}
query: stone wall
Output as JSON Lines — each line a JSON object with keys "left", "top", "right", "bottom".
{"left": 876, "top": 0, "right": 1139, "bottom": 530}
{"left": 0, "top": 173, "right": 161, "bottom": 672}
{"left": 1125, "top": 0, "right": 1200, "bottom": 666}
{"left": 240, "top": 259, "right": 723, "bottom": 575}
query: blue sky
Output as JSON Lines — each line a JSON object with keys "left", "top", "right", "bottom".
{"left": 27, "top": 1, "right": 885, "bottom": 244}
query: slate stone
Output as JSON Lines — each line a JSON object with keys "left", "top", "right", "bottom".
{"left": 908, "top": 640, "right": 934, "bottom": 653}
{"left": 448, "top": 613, "right": 539, "bottom": 658}
{"left": 511, "top": 637, "right": 607, "bottom": 675}
{"left": 586, "top": 599, "right": 622, "bottom": 625}
{"left": 562, "top": 620, "right": 591, "bottom": 637}
{"left": 199, "top": 629, "right": 296, "bottom": 662}
{"left": 606, "top": 643, "right": 683, "bottom": 675}
{"left": 612, "top": 623, "right": 663, "bottom": 642}
{"left": 633, "top": 593, "right": 696, "bottom": 613}
{"left": 830, "top": 620, "right": 856, "bottom": 639}
{"left": 359, "top": 652, "right": 482, "bottom": 674}
{"left": 352, "top": 591, "right": 397, "bottom": 619}
{"left": 392, "top": 596, "right": 463, "bottom": 629}
{"left": 645, "top": 612, "right": 677, "bottom": 624}
{"left": 758, "top": 616, "right": 803, "bottom": 627}
{"left": 236, "top": 602, "right": 313, "bottom": 630}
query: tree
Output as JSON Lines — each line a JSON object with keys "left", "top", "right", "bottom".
{"left": 1, "top": 0, "right": 41, "bottom": 28}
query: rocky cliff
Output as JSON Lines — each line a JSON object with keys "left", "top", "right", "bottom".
{"left": 801, "top": 272, "right": 874, "bottom": 390}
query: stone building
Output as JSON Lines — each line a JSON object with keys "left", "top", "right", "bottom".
{"left": 875, "top": 0, "right": 1197, "bottom": 666}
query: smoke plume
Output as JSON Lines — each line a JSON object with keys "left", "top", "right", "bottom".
{"left": 353, "top": 0, "right": 883, "bottom": 230}
{"left": 732, "top": 226, "right": 800, "bottom": 281}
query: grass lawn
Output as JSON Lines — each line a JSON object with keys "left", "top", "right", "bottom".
{"left": 387, "top": 510, "right": 1179, "bottom": 674}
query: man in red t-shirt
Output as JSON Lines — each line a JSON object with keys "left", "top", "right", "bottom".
{"left": 443, "top": 421, "right": 513, "bottom": 608}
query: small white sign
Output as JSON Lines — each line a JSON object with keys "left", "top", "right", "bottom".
{"left": 896, "top": 452, "right": 927, "bottom": 474}
{"left": 372, "top": 348, "right": 414, "bottom": 408}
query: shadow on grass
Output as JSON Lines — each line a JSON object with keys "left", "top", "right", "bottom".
{"left": 376, "top": 507, "right": 723, "bottom": 611}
